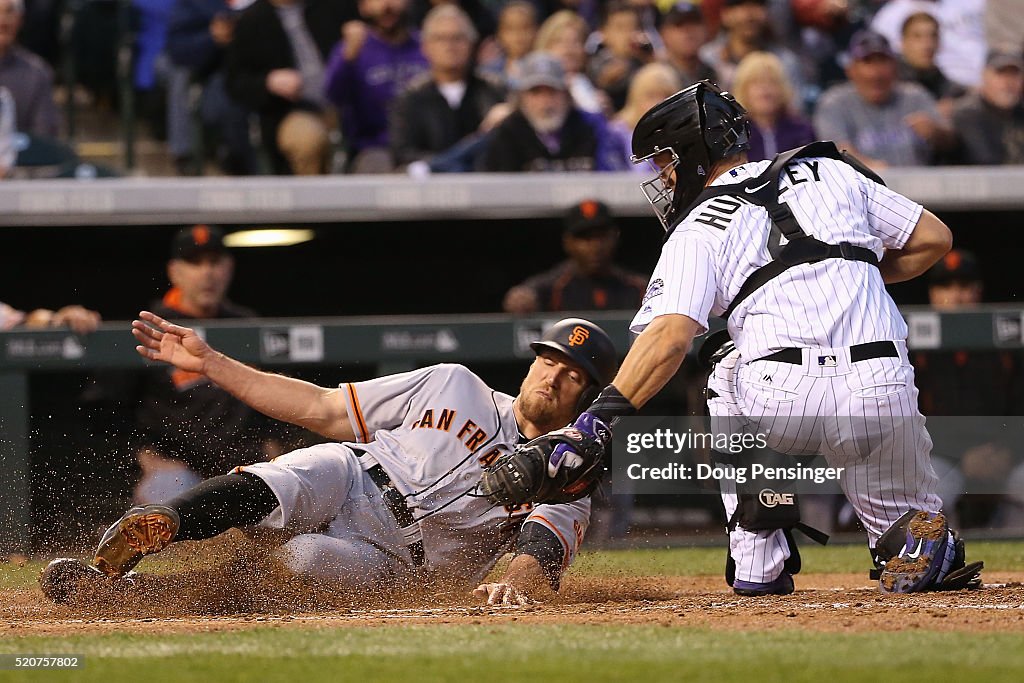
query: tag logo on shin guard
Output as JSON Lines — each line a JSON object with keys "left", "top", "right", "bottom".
{"left": 759, "top": 488, "right": 794, "bottom": 508}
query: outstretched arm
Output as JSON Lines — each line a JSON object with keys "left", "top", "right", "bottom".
{"left": 132, "top": 311, "right": 354, "bottom": 440}
{"left": 611, "top": 313, "right": 703, "bottom": 409}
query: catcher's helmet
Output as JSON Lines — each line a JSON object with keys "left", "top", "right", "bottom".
{"left": 530, "top": 318, "right": 617, "bottom": 387}
{"left": 630, "top": 80, "right": 750, "bottom": 230}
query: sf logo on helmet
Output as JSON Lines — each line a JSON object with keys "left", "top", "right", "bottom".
{"left": 568, "top": 326, "right": 590, "bottom": 347}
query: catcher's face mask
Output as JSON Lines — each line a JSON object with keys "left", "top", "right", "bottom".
{"left": 632, "top": 147, "right": 680, "bottom": 232}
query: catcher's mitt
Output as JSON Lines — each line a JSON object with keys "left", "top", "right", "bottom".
{"left": 479, "top": 425, "right": 607, "bottom": 506}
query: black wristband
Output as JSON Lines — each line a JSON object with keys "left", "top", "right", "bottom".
{"left": 515, "top": 522, "right": 565, "bottom": 590}
{"left": 586, "top": 384, "right": 637, "bottom": 423}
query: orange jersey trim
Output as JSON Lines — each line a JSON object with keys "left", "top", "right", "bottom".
{"left": 526, "top": 514, "right": 571, "bottom": 569}
{"left": 346, "top": 383, "right": 370, "bottom": 443}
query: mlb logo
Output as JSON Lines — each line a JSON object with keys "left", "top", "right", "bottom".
{"left": 817, "top": 355, "right": 837, "bottom": 367}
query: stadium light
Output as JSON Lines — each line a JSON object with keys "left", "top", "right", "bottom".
{"left": 223, "top": 228, "right": 315, "bottom": 248}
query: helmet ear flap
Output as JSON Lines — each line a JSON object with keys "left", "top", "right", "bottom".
{"left": 574, "top": 383, "right": 601, "bottom": 417}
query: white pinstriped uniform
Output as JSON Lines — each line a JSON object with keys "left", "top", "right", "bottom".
{"left": 630, "top": 156, "right": 942, "bottom": 583}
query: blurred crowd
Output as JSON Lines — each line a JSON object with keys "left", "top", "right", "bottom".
{"left": 1, "top": 0, "right": 1022, "bottom": 177}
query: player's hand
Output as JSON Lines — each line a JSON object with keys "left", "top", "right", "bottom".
{"left": 209, "top": 14, "right": 236, "bottom": 46}
{"left": 473, "top": 582, "right": 535, "bottom": 606}
{"left": 548, "top": 412, "right": 610, "bottom": 477}
{"left": 52, "top": 305, "right": 102, "bottom": 334}
{"left": 502, "top": 285, "right": 539, "bottom": 314}
{"left": 341, "top": 20, "right": 369, "bottom": 61}
{"left": 904, "top": 112, "right": 944, "bottom": 143}
{"left": 132, "top": 310, "right": 211, "bottom": 374}
{"left": 265, "top": 68, "right": 303, "bottom": 101}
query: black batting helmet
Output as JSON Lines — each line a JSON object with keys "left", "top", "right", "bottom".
{"left": 630, "top": 80, "right": 749, "bottom": 230}
{"left": 530, "top": 318, "right": 617, "bottom": 387}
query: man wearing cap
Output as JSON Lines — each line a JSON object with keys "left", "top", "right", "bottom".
{"left": 479, "top": 51, "right": 623, "bottom": 172}
{"left": 951, "top": 50, "right": 1024, "bottom": 165}
{"left": 814, "top": 29, "right": 954, "bottom": 170}
{"left": 658, "top": 2, "right": 715, "bottom": 87}
{"left": 43, "top": 317, "right": 616, "bottom": 607}
{"left": 90, "top": 225, "right": 283, "bottom": 505}
{"left": 503, "top": 199, "right": 648, "bottom": 314}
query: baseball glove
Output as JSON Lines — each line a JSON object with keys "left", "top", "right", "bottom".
{"left": 479, "top": 425, "right": 607, "bottom": 506}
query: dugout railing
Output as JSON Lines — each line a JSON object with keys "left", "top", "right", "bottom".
{"left": 2, "top": 307, "right": 1023, "bottom": 555}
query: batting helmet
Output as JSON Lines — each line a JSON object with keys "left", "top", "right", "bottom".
{"left": 530, "top": 318, "right": 617, "bottom": 387}
{"left": 630, "top": 80, "right": 750, "bottom": 230}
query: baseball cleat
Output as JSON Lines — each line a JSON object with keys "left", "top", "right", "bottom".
{"left": 93, "top": 504, "right": 180, "bottom": 577}
{"left": 879, "top": 511, "right": 950, "bottom": 593}
{"left": 733, "top": 572, "right": 794, "bottom": 597}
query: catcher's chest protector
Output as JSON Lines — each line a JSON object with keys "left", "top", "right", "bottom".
{"left": 673, "top": 141, "right": 885, "bottom": 320}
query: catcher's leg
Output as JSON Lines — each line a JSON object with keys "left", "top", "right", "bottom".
{"left": 825, "top": 352, "right": 981, "bottom": 591}
{"left": 93, "top": 471, "right": 278, "bottom": 577}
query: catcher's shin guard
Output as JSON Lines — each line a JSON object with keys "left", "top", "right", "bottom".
{"left": 93, "top": 504, "right": 180, "bottom": 577}
{"left": 876, "top": 510, "right": 983, "bottom": 593}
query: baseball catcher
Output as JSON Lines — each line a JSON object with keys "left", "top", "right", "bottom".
{"left": 481, "top": 80, "right": 983, "bottom": 595}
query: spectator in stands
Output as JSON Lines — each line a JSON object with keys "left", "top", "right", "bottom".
{"left": 225, "top": 0, "right": 354, "bottom": 175}
{"left": 478, "top": 51, "right": 621, "bottom": 172}
{"left": 951, "top": 50, "right": 1024, "bottom": 166}
{"left": 132, "top": 0, "right": 177, "bottom": 144}
{"left": 325, "top": 0, "right": 429, "bottom": 173}
{"left": 503, "top": 199, "right": 647, "bottom": 313}
{"left": 92, "top": 225, "right": 285, "bottom": 504}
{"left": 587, "top": 2, "right": 654, "bottom": 111}
{"left": 698, "top": 0, "right": 804, "bottom": 105}
{"left": 0, "top": 300, "right": 100, "bottom": 334}
{"left": 896, "top": 11, "right": 963, "bottom": 116}
{"left": 167, "top": 0, "right": 257, "bottom": 175}
{"left": 535, "top": 10, "right": 605, "bottom": 114}
{"left": 389, "top": 5, "right": 507, "bottom": 171}
{"left": 410, "top": 0, "right": 495, "bottom": 43}
{"left": 608, "top": 62, "right": 680, "bottom": 171}
{"left": 870, "top": 0, "right": 986, "bottom": 90}
{"left": 657, "top": 2, "right": 715, "bottom": 87}
{"left": 0, "top": 0, "right": 59, "bottom": 137}
{"left": 0, "top": 86, "right": 13, "bottom": 175}
{"left": 986, "top": 0, "right": 1024, "bottom": 58}
{"left": 813, "top": 30, "right": 953, "bottom": 170}
{"left": 478, "top": 1, "right": 537, "bottom": 83}
{"left": 732, "top": 51, "right": 814, "bottom": 161}
{"left": 790, "top": 0, "right": 863, "bottom": 95}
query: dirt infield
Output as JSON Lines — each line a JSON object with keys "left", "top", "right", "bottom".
{"left": 6, "top": 567, "right": 1024, "bottom": 638}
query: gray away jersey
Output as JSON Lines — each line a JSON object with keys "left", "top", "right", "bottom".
{"left": 341, "top": 363, "right": 589, "bottom": 579}
{"left": 631, "top": 156, "right": 923, "bottom": 360}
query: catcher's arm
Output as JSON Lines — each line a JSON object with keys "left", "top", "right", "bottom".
{"left": 611, "top": 313, "right": 701, "bottom": 409}
{"left": 132, "top": 310, "right": 354, "bottom": 440}
{"left": 877, "top": 209, "right": 952, "bottom": 284}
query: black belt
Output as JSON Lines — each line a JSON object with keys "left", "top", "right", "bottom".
{"left": 754, "top": 340, "right": 899, "bottom": 365}
{"left": 366, "top": 463, "right": 425, "bottom": 567}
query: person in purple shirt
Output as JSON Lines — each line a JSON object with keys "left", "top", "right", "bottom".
{"left": 731, "top": 51, "right": 815, "bottom": 161}
{"left": 324, "top": 0, "right": 429, "bottom": 173}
